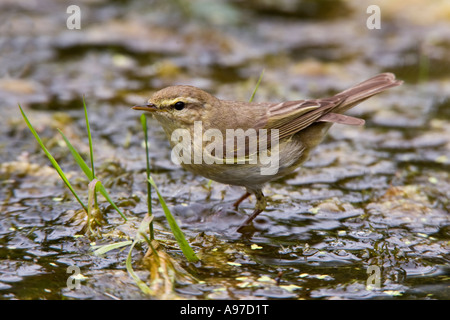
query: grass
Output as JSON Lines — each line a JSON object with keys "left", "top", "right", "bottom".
{"left": 126, "top": 214, "right": 155, "bottom": 295}
{"left": 18, "top": 104, "right": 88, "bottom": 213}
{"left": 140, "top": 114, "right": 154, "bottom": 240}
{"left": 148, "top": 176, "right": 198, "bottom": 262}
{"left": 18, "top": 98, "right": 199, "bottom": 295}
{"left": 249, "top": 69, "right": 264, "bottom": 103}
{"left": 58, "top": 128, "right": 127, "bottom": 222}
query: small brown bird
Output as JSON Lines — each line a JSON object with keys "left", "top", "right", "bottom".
{"left": 133, "top": 73, "right": 402, "bottom": 232}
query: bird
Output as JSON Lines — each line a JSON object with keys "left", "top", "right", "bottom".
{"left": 133, "top": 73, "right": 403, "bottom": 232}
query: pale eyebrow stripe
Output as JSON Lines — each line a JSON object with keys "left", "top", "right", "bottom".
{"left": 160, "top": 97, "right": 200, "bottom": 107}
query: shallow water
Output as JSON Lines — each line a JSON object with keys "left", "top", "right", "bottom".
{"left": 0, "top": 0, "right": 449, "bottom": 300}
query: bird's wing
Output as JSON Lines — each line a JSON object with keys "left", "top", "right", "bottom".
{"left": 263, "top": 96, "right": 351, "bottom": 140}
{"left": 216, "top": 98, "right": 362, "bottom": 161}
{"left": 216, "top": 73, "right": 401, "bottom": 161}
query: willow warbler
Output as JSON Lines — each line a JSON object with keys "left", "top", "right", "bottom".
{"left": 133, "top": 73, "right": 402, "bottom": 232}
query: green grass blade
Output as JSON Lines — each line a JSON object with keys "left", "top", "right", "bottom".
{"left": 57, "top": 129, "right": 94, "bottom": 179}
{"left": 126, "top": 240, "right": 153, "bottom": 295}
{"left": 82, "top": 96, "right": 96, "bottom": 187}
{"left": 18, "top": 104, "right": 87, "bottom": 212}
{"left": 249, "top": 69, "right": 265, "bottom": 103}
{"left": 83, "top": 98, "right": 99, "bottom": 210}
{"left": 148, "top": 176, "right": 199, "bottom": 263}
{"left": 92, "top": 240, "right": 133, "bottom": 256}
{"left": 97, "top": 184, "right": 128, "bottom": 221}
{"left": 97, "top": 185, "right": 128, "bottom": 220}
{"left": 126, "top": 215, "right": 154, "bottom": 295}
{"left": 57, "top": 129, "right": 128, "bottom": 221}
{"left": 140, "top": 114, "right": 154, "bottom": 240}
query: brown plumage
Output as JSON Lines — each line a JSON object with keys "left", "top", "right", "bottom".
{"left": 133, "top": 73, "right": 403, "bottom": 232}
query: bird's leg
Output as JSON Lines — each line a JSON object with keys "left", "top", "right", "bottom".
{"left": 236, "top": 189, "right": 266, "bottom": 232}
{"left": 232, "top": 191, "right": 251, "bottom": 210}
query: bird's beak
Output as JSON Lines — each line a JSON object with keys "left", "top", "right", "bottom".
{"left": 132, "top": 103, "right": 157, "bottom": 112}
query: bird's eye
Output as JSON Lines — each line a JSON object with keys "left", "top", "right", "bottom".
{"left": 174, "top": 101, "right": 185, "bottom": 110}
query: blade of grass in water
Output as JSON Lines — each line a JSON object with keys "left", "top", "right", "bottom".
{"left": 83, "top": 97, "right": 95, "bottom": 180}
{"left": 126, "top": 214, "right": 154, "bottom": 295}
{"left": 249, "top": 69, "right": 265, "bottom": 103}
{"left": 92, "top": 240, "right": 133, "bottom": 256}
{"left": 418, "top": 53, "right": 429, "bottom": 83}
{"left": 18, "top": 104, "right": 87, "bottom": 212}
{"left": 140, "top": 114, "right": 154, "bottom": 240}
{"left": 148, "top": 176, "right": 199, "bottom": 263}
{"left": 82, "top": 97, "right": 98, "bottom": 206}
{"left": 57, "top": 129, "right": 93, "bottom": 179}
{"left": 57, "top": 129, "right": 128, "bottom": 221}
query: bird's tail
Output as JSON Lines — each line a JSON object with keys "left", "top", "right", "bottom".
{"left": 332, "top": 73, "right": 403, "bottom": 114}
